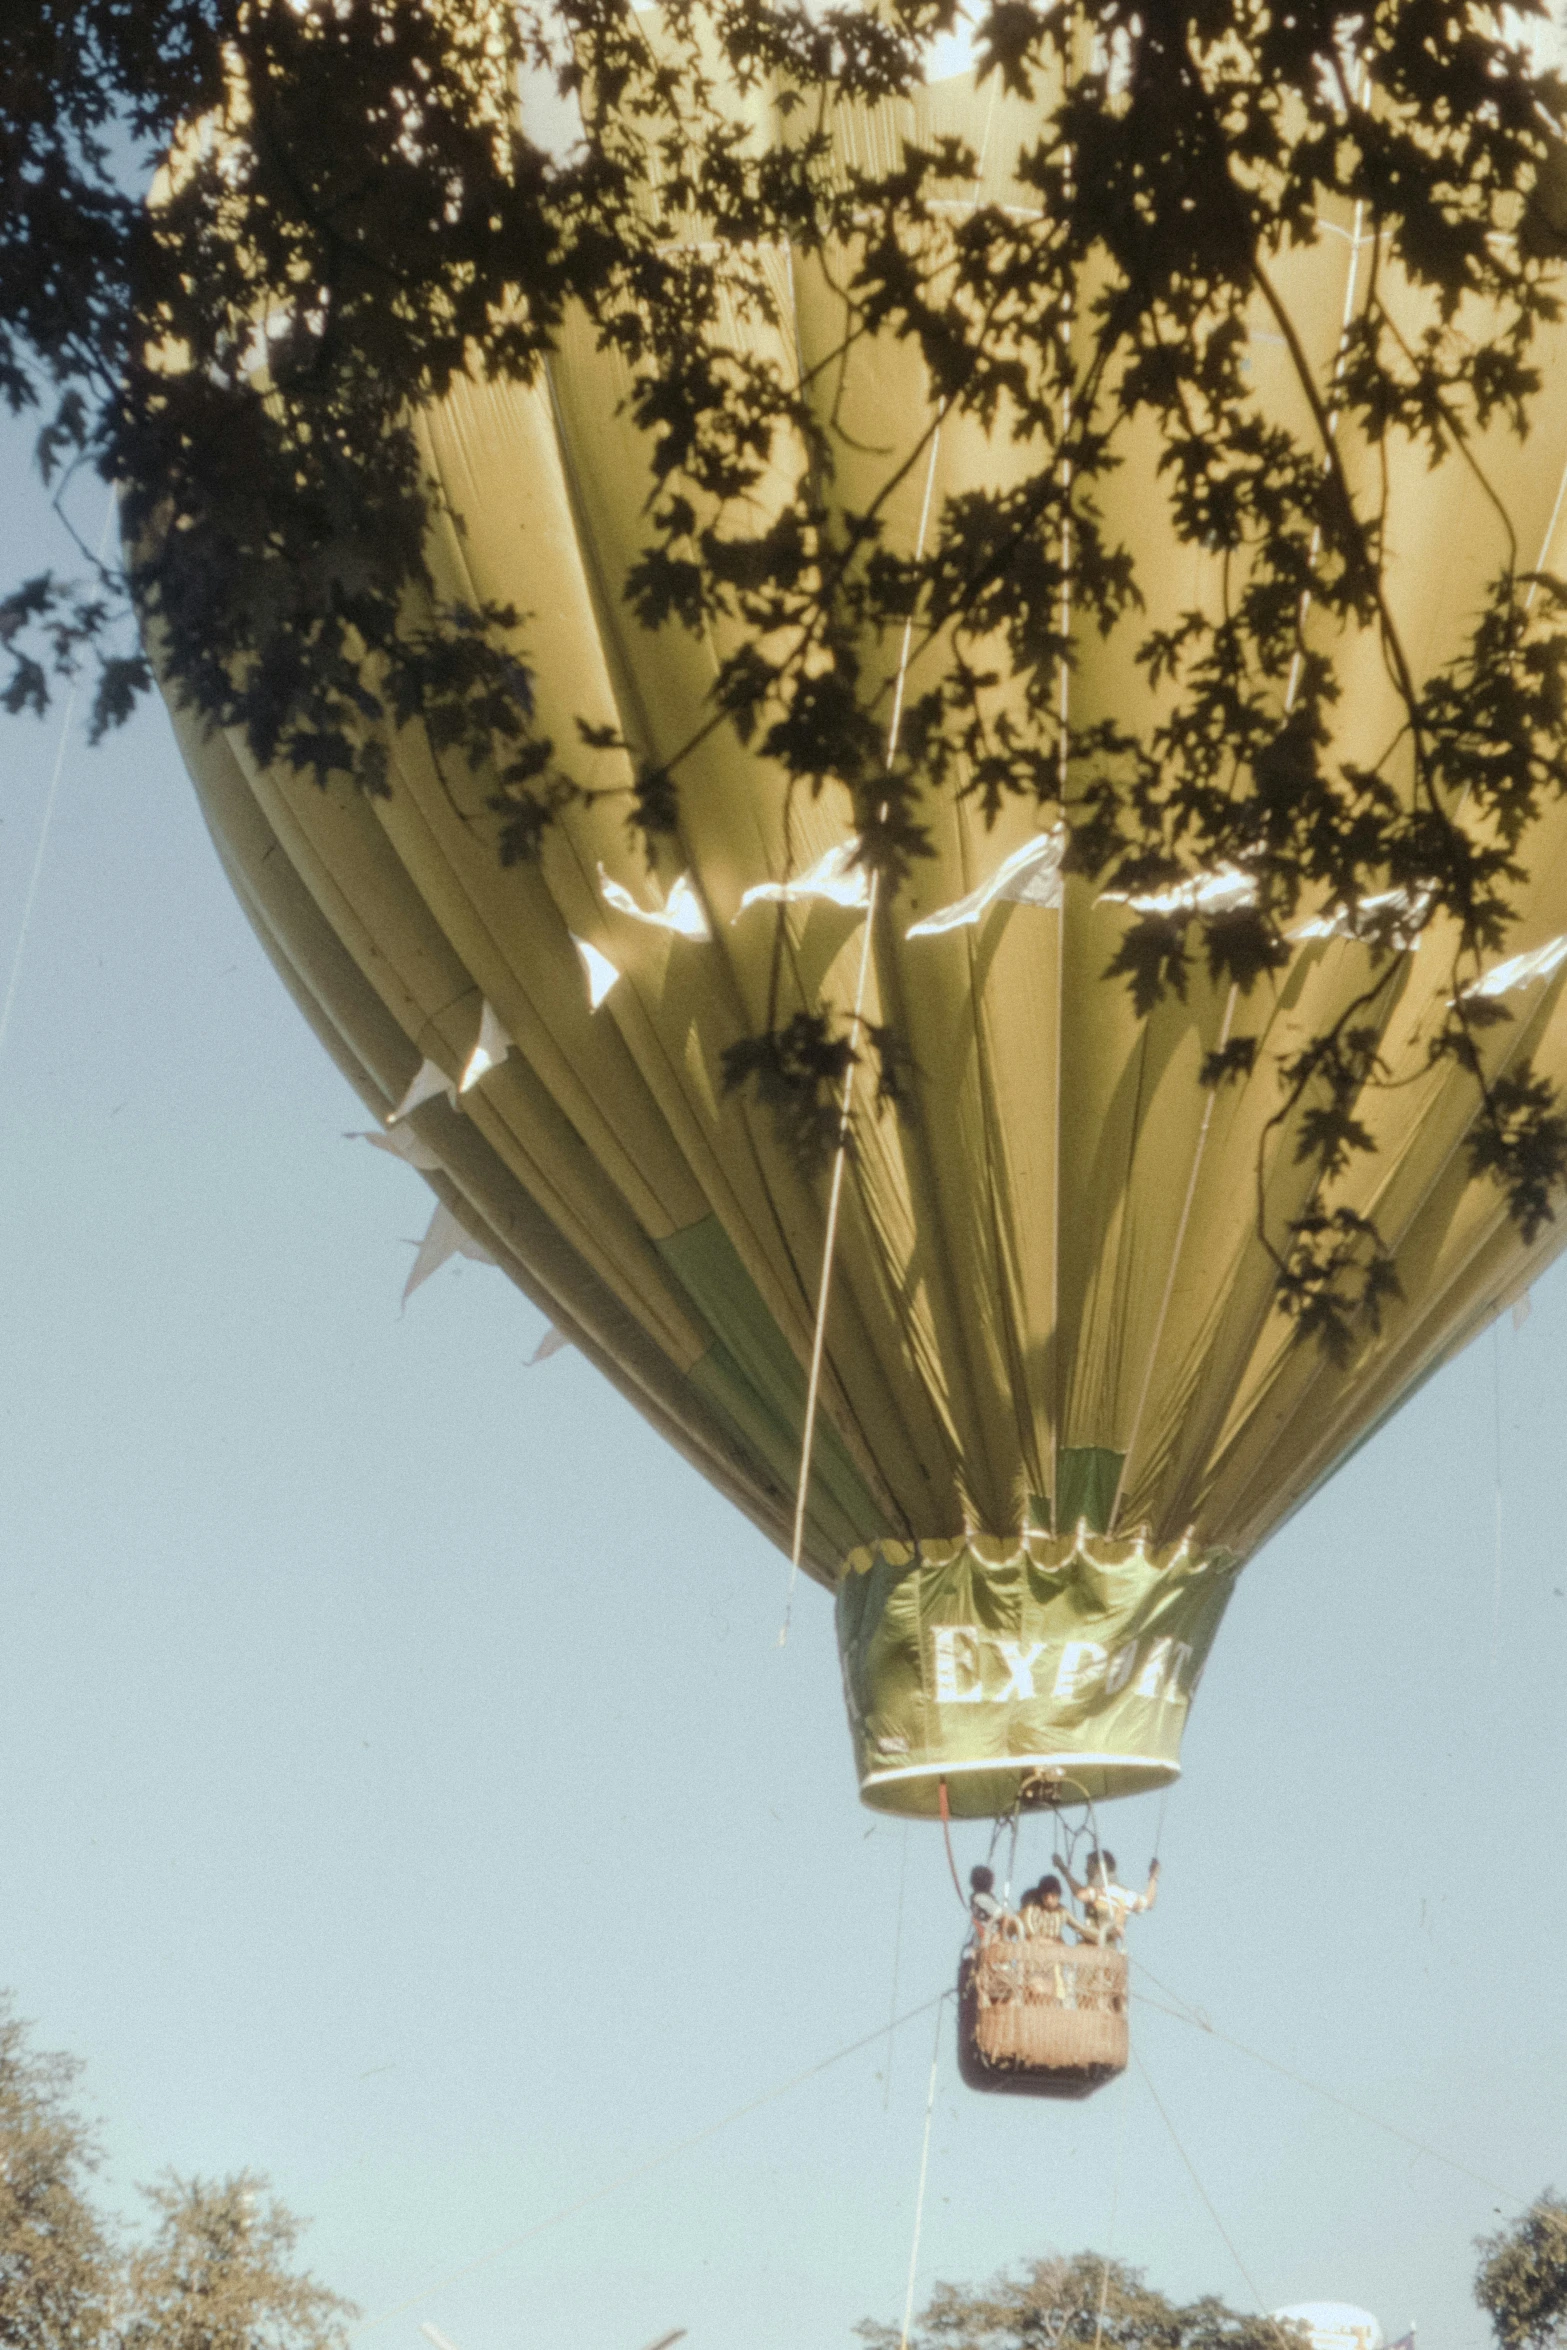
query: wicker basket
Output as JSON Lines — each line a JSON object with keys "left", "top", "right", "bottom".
{"left": 957, "top": 1927, "right": 1128, "bottom": 2100}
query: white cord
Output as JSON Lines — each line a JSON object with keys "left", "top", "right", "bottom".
{"left": 0, "top": 495, "right": 117, "bottom": 1067}
{"left": 883, "top": 1820, "right": 910, "bottom": 2110}
{"left": 777, "top": 426, "right": 944, "bottom": 1642}
{"left": 779, "top": 872, "right": 882, "bottom": 1643}
{"left": 897, "top": 1996, "right": 947, "bottom": 2350}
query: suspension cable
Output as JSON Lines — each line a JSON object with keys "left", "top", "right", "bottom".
{"left": 354, "top": 1989, "right": 949, "bottom": 2335}
{"left": 1491, "top": 1317, "right": 1504, "bottom": 1668}
{"left": 0, "top": 496, "right": 115, "bottom": 1071}
{"left": 778, "top": 422, "right": 944, "bottom": 1646}
{"left": 1127, "top": 1956, "right": 1527, "bottom": 2203}
{"left": 774, "top": 96, "right": 1005, "bottom": 1642}
{"left": 778, "top": 880, "right": 881, "bottom": 1644}
{"left": 897, "top": 1995, "right": 949, "bottom": 2350}
{"left": 1133, "top": 2047, "right": 1285, "bottom": 2338}
{"left": 1091, "top": 2082, "right": 1128, "bottom": 2350}
{"left": 883, "top": 1821, "right": 910, "bottom": 2110}
{"left": 938, "top": 1780, "right": 967, "bottom": 1910}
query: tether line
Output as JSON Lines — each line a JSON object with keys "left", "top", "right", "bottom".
{"left": 898, "top": 1994, "right": 948, "bottom": 2350}
{"left": 1128, "top": 1957, "right": 1526, "bottom": 2203}
{"left": 353, "top": 1990, "right": 947, "bottom": 2335}
{"left": 1091, "top": 2080, "right": 1127, "bottom": 2350}
{"left": 0, "top": 496, "right": 115, "bottom": 1069}
{"left": 778, "top": 873, "right": 881, "bottom": 1642}
{"left": 775, "top": 97, "right": 1001, "bottom": 1639}
{"left": 1133, "top": 2047, "right": 1284, "bottom": 2337}
{"left": 1491, "top": 1318, "right": 1504, "bottom": 1666}
{"left": 883, "top": 1821, "right": 911, "bottom": 2108}
{"left": 778, "top": 423, "right": 943, "bottom": 1643}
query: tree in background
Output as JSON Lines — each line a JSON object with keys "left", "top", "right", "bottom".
{"left": 0, "top": 2005, "right": 112, "bottom": 2350}
{"left": 1477, "top": 2195, "right": 1567, "bottom": 2350}
{"left": 876, "top": 2217, "right": 1567, "bottom": 2350}
{"left": 0, "top": 2003, "right": 354, "bottom": 2350}
{"left": 858, "top": 2251, "right": 1288, "bottom": 2350}
{"left": 123, "top": 2178, "right": 352, "bottom": 2350}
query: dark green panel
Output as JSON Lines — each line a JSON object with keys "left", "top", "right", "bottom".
{"left": 1056, "top": 1447, "right": 1126, "bottom": 1534}
{"left": 659, "top": 1216, "right": 891, "bottom": 1564}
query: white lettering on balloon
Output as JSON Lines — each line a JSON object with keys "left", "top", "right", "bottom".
{"left": 932, "top": 1625, "right": 984, "bottom": 1702}
{"left": 1104, "top": 1642, "right": 1138, "bottom": 1695}
{"left": 1134, "top": 1637, "right": 1172, "bottom": 1698}
{"left": 994, "top": 1640, "right": 1046, "bottom": 1699}
{"left": 1052, "top": 1641, "right": 1108, "bottom": 1701}
{"left": 925, "top": 1630, "right": 1197, "bottom": 1707}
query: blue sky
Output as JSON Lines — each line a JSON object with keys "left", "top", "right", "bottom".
{"left": 1, "top": 437, "right": 1563, "bottom": 2350}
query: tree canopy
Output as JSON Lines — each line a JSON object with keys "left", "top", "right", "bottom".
{"left": 875, "top": 2225, "right": 1567, "bottom": 2350}
{"left": 8, "top": 0, "right": 1567, "bottom": 1345}
{"left": 859, "top": 2251, "right": 1292, "bottom": 2350}
{"left": 0, "top": 2005, "right": 111, "bottom": 2350}
{"left": 0, "top": 2001, "right": 353, "bottom": 2350}
{"left": 1477, "top": 2194, "right": 1567, "bottom": 2350}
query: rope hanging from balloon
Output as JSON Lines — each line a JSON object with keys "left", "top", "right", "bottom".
{"left": 777, "top": 859, "right": 882, "bottom": 1646}
{"left": 776, "top": 93, "right": 1004, "bottom": 1644}
{"left": 1133, "top": 2046, "right": 1301, "bottom": 2350}
{"left": 936, "top": 1773, "right": 1113, "bottom": 1916}
{"left": 937, "top": 1780, "right": 967, "bottom": 1911}
{"left": 1127, "top": 1953, "right": 1527, "bottom": 2201}
{"left": 352, "top": 1988, "right": 950, "bottom": 2335}
{"left": 1091, "top": 2081, "right": 1129, "bottom": 2350}
{"left": 1490, "top": 1317, "right": 1505, "bottom": 1668}
{"left": 897, "top": 1993, "right": 949, "bottom": 2350}
{"left": 0, "top": 495, "right": 116, "bottom": 1073}
{"left": 882, "top": 1820, "right": 911, "bottom": 2110}
{"left": 777, "top": 420, "right": 945, "bottom": 1645}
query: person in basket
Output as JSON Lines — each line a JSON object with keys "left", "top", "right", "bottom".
{"left": 1022, "top": 1874, "right": 1074, "bottom": 1940}
{"left": 1053, "top": 1848, "right": 1159, "bottom": 1946}
{"left": 968, "top": 1864, "right": 1003, "bottom": 1931}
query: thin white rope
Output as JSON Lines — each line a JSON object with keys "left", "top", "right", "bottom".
{"left": 1284, "top": 179, "right": 1368, "bottom": 716}
{"left": 1126, "top": 1953, "right": 1527, "bottom": 2201}
{"left": 1050, "top": 88, "right": 1075, "bottom": 1491}
{"left": 883, "top": 1821, "right": 911, "bottom": 2110}
{"left": 1525, "top": 445, "right": 1567, "bottom": 603}
{"left": 897, "top": 1995, "right": 947, "bottom": 2350}
{"left": 1133, "top": 2047, "right": 1283, "bottom": 2334}
{"left": 0, "top": 691, "right": 76, "bottom": 1066}
{"left": 778, "top": 884, "right": 880, "bottom": 1642}
{"left": 353, "top": 1989, "right": 948, "bottom": 2336}
{"left": 777, "top": 425, "right": 944, "bottom": 1643}
{"left": 775, "top": 96, "right": 1008, "bottom": 1635}
{"left": 0, "top": 497, "right": 116, "bottom": 1068}
{"left": 1490, "top": 1317, "right": 1504, "bottom": 1667}
{"left": 886, "top": 425, "right": 946, "bottom": 760}
{"left": 1090, "top": 2082, "right": 1128, "bottom": 2350}
{"left": 1109, "top": 979, "right": 1238, "bottom": 1530}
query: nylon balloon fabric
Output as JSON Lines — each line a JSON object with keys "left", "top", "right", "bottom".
{"left": 150, "top": 70, "right": 1567, "bottom": 1817}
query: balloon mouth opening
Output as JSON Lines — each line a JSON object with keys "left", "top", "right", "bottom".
{"left": 858, "top": 1753, "right": 1180, "bottom": 1820}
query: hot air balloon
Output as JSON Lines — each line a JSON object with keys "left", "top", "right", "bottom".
{"left": 1275, "top": 2304, "right": 1388, "bottom": 2350}
{"left": 144, "top": 52, "right": 1567, "bottom": 2099}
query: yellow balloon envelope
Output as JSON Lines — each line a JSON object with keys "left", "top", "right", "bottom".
{"left": 152, "top": 72, "right": 1567, "bottom": 1817}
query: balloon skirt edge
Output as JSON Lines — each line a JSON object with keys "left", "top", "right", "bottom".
{"left": 859, "top": 1753, "right": 1180, "bottom": 1819}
